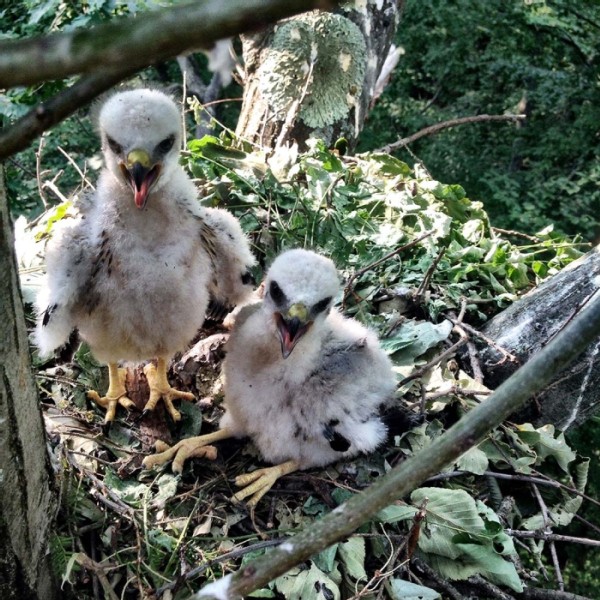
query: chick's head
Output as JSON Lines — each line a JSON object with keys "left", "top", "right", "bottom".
{"left": 264, "top": 249, "right": 340, "bottom": 358}
{"left": 98, "top": 89, "right": 182, "bottom": 209}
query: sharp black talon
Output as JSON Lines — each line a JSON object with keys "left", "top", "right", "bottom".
{"left": 101, "top": 421, "right": 112, "bottom": 435}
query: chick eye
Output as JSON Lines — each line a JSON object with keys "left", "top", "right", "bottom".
{"left": 269, "top": 280, "right": 286, "bottom": 305}
{"left": 156, "top": 135, "right": 175, "bottom": 154}
{"left": 106, "top": 136, "right": 122, "bottom": 155}
{"left": 313, "top": 296, "right": 332, "bottom": 315}
{"left": 241, "top": 270, "right": 255, "bottom": 286}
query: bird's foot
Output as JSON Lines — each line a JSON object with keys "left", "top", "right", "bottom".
{"left": 142, "top": 428, "right": 233, "bottom": 472}
{"left": 87, "top": 367, "right": 135, "bottom": 423}
{"left": 142, "top": 361, "right": 195, "bottom": 422}
{"left": 233, "top": 460, "right": 300, "bottom": 507}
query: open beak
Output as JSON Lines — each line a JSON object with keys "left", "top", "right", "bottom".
{"left": 275, "top": 303, "right": 312, "bottom": 359}
{"left": 120, "top": 149, "right": 161, "bottom": 209}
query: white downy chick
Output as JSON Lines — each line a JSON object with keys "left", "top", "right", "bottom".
{"left": 35, "top": 88, "right": 255, "bottom": 422}
{"left": 144, "top": 249, "right": 396, "bottom": 506}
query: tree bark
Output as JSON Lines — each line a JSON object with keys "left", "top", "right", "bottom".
{"left": 0, "top": 167, "right": 57, "bottom": 599}
{"left": 474, "top": 245, "right": 600, "bottom": 430}
{"left": 236, "top": 0, "right": 402, "bottom": 152}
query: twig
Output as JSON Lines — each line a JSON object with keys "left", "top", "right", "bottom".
{"left": 492, "top": 227, "right": 542, "bottom": 243}
{"left": 445, "top": 316, "right": 520, "bottom": 364}
{"left": 376, "top": 114, "right": 527, "bottom": 154}
{"left": 400, "top": 327, "right": 468, "bottom": 386}
{"left": 532, "top": 483, "right": 564, "bottom": 591}
{"left": 74, "top": 553, "right": 119, "bottom": 600}
{"left": 414, "top": 247, "right": 446, "bottom": 302}
{"left": 35, "top": 135, "right": 49, "bottom": 209}
{"left": 427, "top": 469, "right": 600, "bottom": 509}
{"left": 411, "top": 557, "right": 463, "bottom": 600}
{"left": 57, "top": 146, "right": 95, "bottom": 190}
{"left": 506, "top": 530, "right": 600, "bottom": 547}
{"left": 467, "top": 574, "right": 515, "bottom": 600}
{"left": 521, "top": 586, "right": 594, "bottom": 600}
{"left": 343, "top": 232, "right": 433, "bottom": 306}
{"left": 155, "top": 538, "right": 288, "bottom": 597}
{"left": 467, "top": 340, "right": 484, "bottom": 383}
{"left": 424, "top": 386, "right": 491, "bottom": 402}
{"left": 42, "top": 174, "right": 70, "bottom": 203}
{"left": 65, "top": 450, "right": 136, "bottom": 518}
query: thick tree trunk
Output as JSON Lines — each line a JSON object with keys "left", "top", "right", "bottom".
{"left": 474, "top": 245, "right": 600, "bottom": 430}
{"left": 236, "top": 0, "right": 402, "bottom": 152}
{"left": 0, "top": 168, "right": 57, "bottom": 599}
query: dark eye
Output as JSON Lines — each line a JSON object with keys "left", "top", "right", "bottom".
{"left": 269, "top": 280, "right": 286, "bottom": 305}
{"left": 313, "top": 296, "right": 332, "bottom": 316}
{"left": 241, "top": 270, "right": 255, "bottom": 286}
{"left": 106, "top": 136, "right": 122, "bottom": 155}
{"left": 156, "top": 135, "right": 175, "bottom": 154}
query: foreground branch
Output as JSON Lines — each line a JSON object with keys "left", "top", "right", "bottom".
{"left": 0, "top": 69, "right": 139, "bottom": 161}
{"left": 194, "top": 288, "right": 600, "bottom": 596}
{"left": 376, "top": 114, "right": 526, "bottom": 154}
{"left": 0, "top": 0, "right": 338, "bottom": 89}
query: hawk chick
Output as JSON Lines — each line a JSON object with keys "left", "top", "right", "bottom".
{"left": 144, "top": 249, "right": 397, "bottom": 505}
{"left": 36, "top": 88, "right": 255, "bottom": 422}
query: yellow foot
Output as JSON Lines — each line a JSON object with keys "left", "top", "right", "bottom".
{"left": 87, "top": 365, "right": 135, "bottom": 423}
{"left": 143, "top": 358, "right": 195, "bottom": 422}
{"left": 233, "top": 460, "right": 300, "bottom": 507}
{"left": 142, "top": 428, "right": 233, "bottom": 472}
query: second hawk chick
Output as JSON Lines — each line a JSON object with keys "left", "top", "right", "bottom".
{"left": 144, "top": 249, "right": 397, "bottom": 506}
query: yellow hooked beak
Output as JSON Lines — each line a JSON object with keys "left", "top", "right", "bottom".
{"left": 275, "top": 303, "right": 312, "bottom": 359}
{"left": 120, "top": 149, "right": 161, "bottom": 209}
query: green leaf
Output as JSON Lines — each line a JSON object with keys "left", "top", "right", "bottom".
{"left": 456, "top": 445, "right": 489, "bottom": 475}
{"left": 338, "top": 537, "right": 367, "bottom": 582}
{"left": 151, "top": 473, "right": 180, "bottom": 508}
{"left": 455, "top": 542, "right": 523, "bottom": 592}
{"left": 381, "top": 320, "right": 452, "bottom": 364}
{"left": 275, "top": 562, "right": 340, "bottom": 600}
{"left": 314, "top": 544, "right": 339, "bottom": 573}
{"left": 516, "top": 424, "right": 575, "bottom": 472}
{"left": 103, "top": 469, "right": 148, "bottom": 508}
{"left": 410, "top": 487, "right": 490, "bottom": 558}
{"left": 375, "top": 504, "right": 417, "bottom": 524}
{"left": 386, "top": 579, "right": 441, "bottom": 600}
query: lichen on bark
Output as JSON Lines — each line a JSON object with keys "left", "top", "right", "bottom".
{"left": 257, "top": 11, "right": 367, "bottom": 130}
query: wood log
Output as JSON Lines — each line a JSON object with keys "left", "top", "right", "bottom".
{"left": 475, "top": 245, "right": 600, "bottom": 430}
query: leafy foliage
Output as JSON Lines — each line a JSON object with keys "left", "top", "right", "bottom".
{"left": 185, "top": 135, "right": 583, "bottom": 328}
{"left": 20, "top": 133, "right": 593, "bottom": 598}
{"left": 361, "top": 0, "right": 600, "bottom": 241}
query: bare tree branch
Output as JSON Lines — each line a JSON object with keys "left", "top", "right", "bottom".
{"left": 196, "top": 291, "right": 600, "bottom": 598}
{"left": 0, "top": 68, "right": 139, "bottom": 161}
{"left": 0, "top": 0, "right": 339, "bottom": 89}
{"left": 375, "top": 114, "right": 526, "bottom": 154}
{"left": 0, "top": 0, "right": 340, "bottom": 161}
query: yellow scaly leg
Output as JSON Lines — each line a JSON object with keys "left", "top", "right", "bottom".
{"left": 142, "top": 427, "right": 234, "bottom": 472}
{"left": 233, "top": 460, "right": 301, "bottom": 507}
{"left": 87, "top": 362, "right": 135, "bottom": 423}
{"left": 143, "top": 356, "right": 195, "bottom": 422}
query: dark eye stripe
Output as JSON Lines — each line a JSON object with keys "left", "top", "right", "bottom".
{"left": 312, "top": 296, "right": 332, "bottom": 315}
{"left": 106, "top": 136, "right": 122, "bottom": 154}
{"left": 241, "top": 270, "right": 255, "bottom": 286}
{"left": 156, "top": 135, "right": 175, "bottom": 154}
{"left": 269, "top": 280, "right": 286, "bottom": 305}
